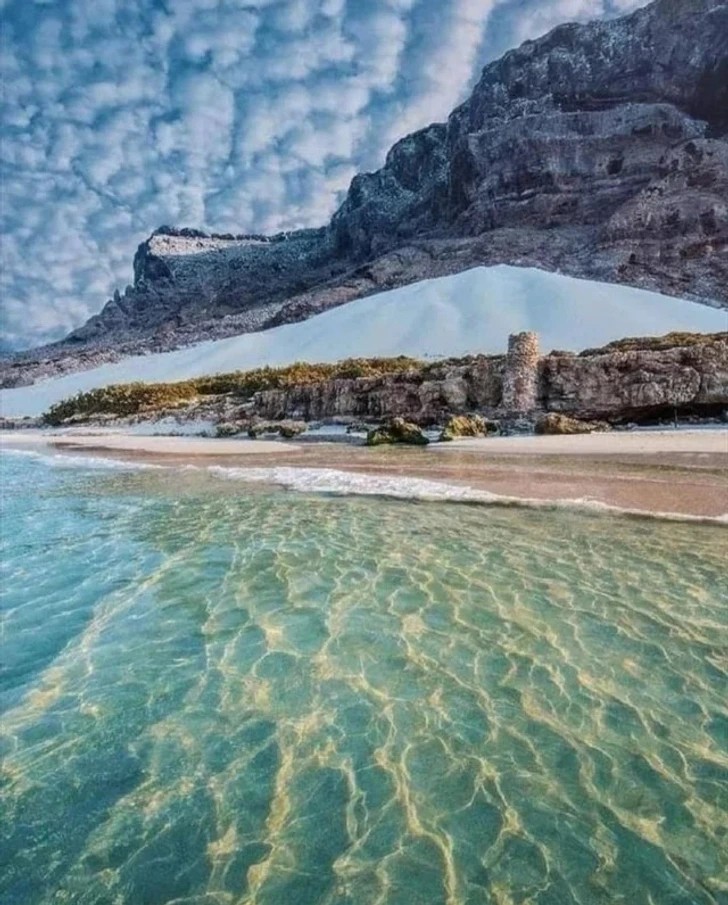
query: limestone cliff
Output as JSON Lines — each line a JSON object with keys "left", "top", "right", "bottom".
{"left": 249, "top": 333, "right": 727, "bottom": 425}
{"left": 542, "top": 334, "right": 728, "bottom": 420}
{"left": 252, "top": 356, "right": 506, "bottom": 425}
{"left": 31, "top": 332, "right": 727, "bottom": 429}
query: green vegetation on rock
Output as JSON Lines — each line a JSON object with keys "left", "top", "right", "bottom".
{"left": 43, "top": 381, "right": 200, "bottom": 425}
{"left": 578, "top": 331, "right": 727, "bottom": 357}
{"left": 194, "top": 356, "right": 423, "bottom": 396}
{"left": 42, "top": 356, "right": 423, "bottom": 425}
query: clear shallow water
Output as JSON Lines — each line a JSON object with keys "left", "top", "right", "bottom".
{"left": 1, "top": 451, "right": 727, "bottom": 905}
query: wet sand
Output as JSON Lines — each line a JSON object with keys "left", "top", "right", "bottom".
{"left": 0, "top": 432, "right": 301, "bottom": 456}
{"left": 2, "top": 428, "right": 727, "bottom": 519}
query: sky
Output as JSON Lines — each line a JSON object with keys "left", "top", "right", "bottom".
{"left": 0, "top": 0, "right": 646, "bottom": 351}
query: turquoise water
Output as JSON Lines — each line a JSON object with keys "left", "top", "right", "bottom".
{"left": 1, "top": 450, "right": 727, "bottom": 905}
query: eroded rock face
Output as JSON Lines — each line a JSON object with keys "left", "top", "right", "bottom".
{"left": 600, "top": 139, "right": 728, "bottom": 297}
{"left": 542, "top": 337, "right": 728, "bottom": 419}
{"left": 29, "top": 332, "right": 726, "bottom": 431}
{"left": 5, "top": 0, "right": 726, "bottom": 387}
{"left": 252, "top": 357, "right": 505, "bottom": 424}
{"left": 68, "top": 227, "right": 331, "bottom": 344}
{"left": 248, "top": 333, "right": 727, "bottom": 425}
{"left": 247, "top": 334, "right": 727, "bottom": 426}
{"left": 324, "top": 0, "right": 728, "bottom": 296}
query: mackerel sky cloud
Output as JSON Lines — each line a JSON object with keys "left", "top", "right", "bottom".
{"left": 0, "top": 0, "right": 646, "bottom": 350}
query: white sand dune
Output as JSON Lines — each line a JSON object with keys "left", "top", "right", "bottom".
{"left": 2, "top": 265, "right": 725, "bottom": 417}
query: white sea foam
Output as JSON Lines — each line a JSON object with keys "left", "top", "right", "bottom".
{"left": 0, "top": 446, "right": 161, "bottom": 472}
{"left": 205, "top": 464, "right": 728, "bottom": 524}
{"left": 207, "top": 465, "right": 503, "bottom": 502}
{"left": 4, "top": 447, "right": 724, "bottom": 524}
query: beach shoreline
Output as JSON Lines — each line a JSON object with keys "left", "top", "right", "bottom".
{"left": 3, "top": 427, "right": 727, "bottom": 520}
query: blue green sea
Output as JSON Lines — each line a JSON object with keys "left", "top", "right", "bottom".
{"left": 1, "top": 449, "right": 727, "bottom": 905}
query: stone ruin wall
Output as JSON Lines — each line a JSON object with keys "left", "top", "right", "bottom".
{"left": 501, "top": 332, "right": 540, "bottom": 412}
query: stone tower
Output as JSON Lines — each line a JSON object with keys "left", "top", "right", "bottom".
{"left": 502, "top": 331, "right": 539, "bottom": 411}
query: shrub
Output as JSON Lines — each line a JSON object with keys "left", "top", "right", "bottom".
{"left": 578, "top": 331, "right": 727, "bottom": 357}
{"left": 194, "top": 356, "right": 422, "bottom": 396}
{"left": 41, "top": 357, "right": 425, "bottom": 424}
{"left": 43, "top": 381, "right": 199, "bottom": 425}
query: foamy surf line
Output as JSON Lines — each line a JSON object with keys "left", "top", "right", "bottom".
{"left": 3, "top": 447, "right": 725, "bottom": 525}
{"left": 0, "top": 446, "right": 163, "bottom": 471}
{"left": 205, "top": 465, "right": 728, "bottom": 525}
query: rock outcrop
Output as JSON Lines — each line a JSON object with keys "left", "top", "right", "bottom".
{"left": 250, "top": 332, "right": 727, "bottom": 426}
{"left": 248, "top": 420, "right": 307, "bottom": 439}
{"left": 67, "top": 227, "right": 332, "bottom": 344}
{"left": 366, "top": 418, "right": 430, "bottom": 447}
{"left": 535, "top": 413, "right": 612, "bottom": 435}
{"left": 29, "top": 332, "right": 727, "bottom": 432}
{"left": 3, "top": 0, "right": 726, "bottom": 388}
{"left": 252, "top": 357, "right": 505, "bottom": 424}
{"left": 440, "top": 414, "right": 498, "bottom": 441}
{"left": 542, "top": 336, "right": 728, "bottom": 420}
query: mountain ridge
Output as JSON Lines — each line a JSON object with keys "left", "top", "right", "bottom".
{"left": 3, "top": 0, "right": 727, "bottom": 388}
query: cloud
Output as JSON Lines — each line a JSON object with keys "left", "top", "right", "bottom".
{"left": 0, "top": 0, "right": 650, "bottom": 350}
{"left": 483, "top": 0, "right": 646, "bottom": 59}
{"left": 509, "top": 0, "right": 641, "bottom": 43}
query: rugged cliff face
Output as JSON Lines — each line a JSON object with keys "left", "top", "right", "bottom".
{"left": 541, "top": 336, "right": 728, "bottom": 420}
{"left": 70, "top": 227, "right": 333, "bottom": 343}
{"left": 27, "top": 332, "right": 727, "bottom": 429}
{"left": 329, "top": 0, "right": 728, "bottom": 262}
{"left": 250, "top": 334, "right": 728, "bottom": 426}
{"left": 6, "top": 0, "right": 728, "bottom": 381}
{"left": 252, "top": 356, "right": 506, "bottom": 424}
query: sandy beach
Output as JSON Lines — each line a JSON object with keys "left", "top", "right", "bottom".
{"left": 3, "top": 427, "right": 727, "bottom": 519}
{"left": 1, "top": 432, "right": 303, "bottom": 456}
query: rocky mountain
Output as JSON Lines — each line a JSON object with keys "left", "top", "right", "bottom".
{"left": 4, "top": 0, "right": 727, "bottom": 386}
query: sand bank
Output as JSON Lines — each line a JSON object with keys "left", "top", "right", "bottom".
{"left": 436, "top": 429, "right": 728, "bottom": 455}
{"left": 1, "top": 431, "right": 300, "bottom": 456}
{"left": 3, "top": 426, "right": 726, "bottom": 456}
